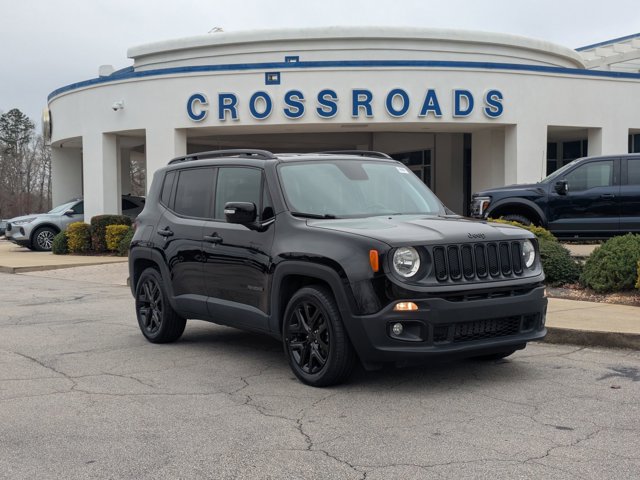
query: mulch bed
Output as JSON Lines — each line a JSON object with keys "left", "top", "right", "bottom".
{"left": 547, "top": 283, "right": 640, "bottom": 307}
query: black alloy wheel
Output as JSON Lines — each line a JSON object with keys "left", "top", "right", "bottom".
{"left": 33, "top": 227, "right": 57, "bottom": 251}
{"left": 287, "top": 299, "right": 330, "bottom": 374}
{"left": 283, "top": 286, "right": 356, "bottom": 387}
{"left": 135, "top": 268, "right": 186, "bottom": 343}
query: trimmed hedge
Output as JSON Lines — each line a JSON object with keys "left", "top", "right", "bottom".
{"left": 67, "top": 222, "right": 91, "bottom": 253}
{"left": 52, "top": 232, "right": 68, "bottom": 255}
{"left": 580, "top": 234, "right": 640, "bottom": 293}
{"left": 539, "top": 238, "right": 580, "bottom": 287}
{"left": 106, "top": 224, "right": 131, "bottom": 251}
{"left": 90, "top": 215, "right": 132, "bottom": 252}
{"left": 117, "top": 227, "right": 135, "bottom": 257}
{"left": 489, "top": 218, "right": 557, "bottom": 243}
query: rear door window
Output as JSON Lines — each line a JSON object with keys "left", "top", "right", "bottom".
{"left": 173, "top": 168, "right": 215, "bottom": 218}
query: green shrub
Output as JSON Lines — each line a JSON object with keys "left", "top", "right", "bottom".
{"left": 117, "top": 227, "right": 135, "bottom": 257}
{"left": 51, "top": 232, "right": 68, "bottom": 255}
{"left": 106, "top": 224, "right": 131, "bottom": 251}
{"left": 580, "top": 234, "right": 640, "bottom": 293}
{"left": 90, "top": 215, "right": 132, "bottom": 252}
{"left": 539, "top": 238, "right": 580, "bottom": 287}
{"left": 66, "top": 222, "right": 92, "bottom": 253}
{"left": 637, "top": 260, "right": 640, "bottom": 290}
{"left": 489, "top": 218, "right": 557, "bottom": 243}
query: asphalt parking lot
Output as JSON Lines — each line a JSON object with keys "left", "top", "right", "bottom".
{"left": 1, "top": 271, "right": 639, "bottom": 479}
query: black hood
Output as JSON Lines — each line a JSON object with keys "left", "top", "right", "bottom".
{"left": 307, "top": 215, "right": 534, "bottom": 247}
{"left": 475, "top": 183, "right": 546, "bottom": 197}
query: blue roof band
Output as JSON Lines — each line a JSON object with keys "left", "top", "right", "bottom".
{"left": 576, "top": 32, "right": 640, "bottom": 51}
{"left": 48, "top": 59, "right": 640, "bottom": 102}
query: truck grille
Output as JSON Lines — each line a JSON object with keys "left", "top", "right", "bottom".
{"left": 432, "top": 241, "right": 525, "bottom": 283}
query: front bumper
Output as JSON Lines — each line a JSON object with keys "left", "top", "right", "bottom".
{"left": 5, "top": 223, "right": 33, "bottom": 246}
{"left": 344, "top": 285, "right": 547, "bottom": 364}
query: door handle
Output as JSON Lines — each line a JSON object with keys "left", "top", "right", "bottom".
{"left": 203, "top": 233, "right": 223, "bottom": 244}
{"left": 600, "top": 194, "right": 615, "bottom": 199}
{"left": 157, "top": 227, "right": 174, "bottom": 237}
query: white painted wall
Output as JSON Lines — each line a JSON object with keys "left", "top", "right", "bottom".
{"left": 47, "top": 28, "right": 640, "bottom": 217}
{"left": 51, "top": 147, "right": 83, "bottom": 206}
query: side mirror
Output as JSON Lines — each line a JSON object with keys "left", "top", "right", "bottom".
{"left": 63, "top": 209, "right": 76, "bottom": 216}
{"left": 554, "top": 180, "right": 569, "bottom": 195}
{"left": 224, "top": 202, "right": 257, "bottom": 225}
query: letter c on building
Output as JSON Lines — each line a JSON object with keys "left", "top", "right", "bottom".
{"left": 187, "top": 93, "right": 209, "bottom": 122}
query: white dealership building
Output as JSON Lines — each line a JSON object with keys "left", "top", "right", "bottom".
{"left": 46, "top": 27, "right": 640, "bottom": 219}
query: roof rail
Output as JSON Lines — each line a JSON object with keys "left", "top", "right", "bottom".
{"left": 168, "top": 149, "right": 277, "bottom": 165}
{"left": 319, "top": 150, "right": 392, "bottom": 159}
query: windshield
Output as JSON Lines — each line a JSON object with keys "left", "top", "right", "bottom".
{"left": 278, "top": 160, "right": 444, "bottom": 218}
{"left": 48, "top": 200, "right": 78, "bottom": 214}
{"left": 542, "top": 159, "right": 579, "bottom": 183}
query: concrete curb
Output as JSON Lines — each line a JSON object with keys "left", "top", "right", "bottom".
{"left": 0, "top": 261, "right": 127, "bottom": 274}
{"left": 542, "top": 327, "right": 640, "bottom": 350}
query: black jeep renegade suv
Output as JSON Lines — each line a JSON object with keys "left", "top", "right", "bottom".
{"left": 129, "top": 150, "right": 547, "bottom": 387}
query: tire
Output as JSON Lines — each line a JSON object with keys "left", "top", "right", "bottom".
{"left": 283, "top": 285, "right": 356, "bottom": 387}
{"left": 32, "top": 226, "right": 57, "bottom": 251}
{"left": 474, "top": 349, "right": 517, "bottom": 361}
{"left": 501, "top": 214, "right": 533, "bottom": 226}
{"left": 135, "top": 267, "right": 186, "bottom": 343}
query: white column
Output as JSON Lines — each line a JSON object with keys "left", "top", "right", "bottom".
{"left": 588, "top": 127, "right": 628, "bottom": 156}
{"left": 145, "top": 127, "right": 187, "bottom": 193}
{"left": 82, "top": 132, "right": 120, "bottom": 221}
{"left": 434, "top": 133, "right": 464, "bottom": 214}
{"left": 51, "top": 146, "right": 83, "bottom": 207}
{"left": 471, "top": 128, "right": 505, "bottom": 193}
{"left": 504, "top": 123, "right": 547, "bottom": 184}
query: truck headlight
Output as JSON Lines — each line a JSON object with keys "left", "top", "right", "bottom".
{"left": 473, "top": 196, "right": 491, "bottom": 216}
{"left": 522, "top": 240, "right": 536, "bottom": 268}
{"left": 392, "top": 247, "right": 421, "bottom": 278}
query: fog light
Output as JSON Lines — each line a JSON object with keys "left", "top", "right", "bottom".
{"left": 392, "top": 323, "right": 404, "bottom": 336}
{"left": 393, "top": 302, "right": 418, "bottom": 312}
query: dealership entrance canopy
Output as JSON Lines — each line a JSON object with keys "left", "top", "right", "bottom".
{"left": 46, "top": 27, "right": 640, "bottom": 219}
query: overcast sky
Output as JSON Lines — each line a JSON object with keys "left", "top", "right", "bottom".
{"left": 1, "top": 0, "right": 639, "bottom": 126}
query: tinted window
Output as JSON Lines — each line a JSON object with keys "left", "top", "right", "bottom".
{"left": 122, "top": 199, "right": 137, "bottom": 210}
{"left": 627, "top": 159, "right": 640, "bottom": 185}
{"left": 214, "top": 168, "right": 262, "bottom": 219}
{"left": 161, "top": 171, "right": 176, "bottom": 206}
{"left": 262, "top": 186, "right": 274, "bottom": 221}
{"left": 565, "top": 161, "right": 613, "bottom": 191}
{"left": 72, "top": 201, "right": 84, "bottom": 215}
{"left": 173, "top": 168, "right": 214, "bottom": 218}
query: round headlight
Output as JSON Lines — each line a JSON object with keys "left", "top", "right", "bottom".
{"left": 392, "top": 247, "right": 421, "bottom": 278}
{"left": 522, "top": 240, "right": 536, "bottom": 268}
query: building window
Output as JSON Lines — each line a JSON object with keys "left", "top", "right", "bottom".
{"left": 390, "top": 150, "right": 432, "bottom": 188}
{"left": 630, "top": 134, "right": 640, "bottom": 153}
{"left": 546, "top": 142, "right": 558, "bottom": 176}
{"left": 265, "top": 72, "right": 280, "bottom": 85}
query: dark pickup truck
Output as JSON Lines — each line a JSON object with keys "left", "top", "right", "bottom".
{"left": 471, "top": 154, "right": 640, "bottom": 238}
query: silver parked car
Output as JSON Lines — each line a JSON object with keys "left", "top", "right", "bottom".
{"left": 5, "top": 196, "right": 145, "bottom": 251}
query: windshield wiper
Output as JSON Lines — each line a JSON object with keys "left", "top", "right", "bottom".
{"left": 291, "top": 212, "right": 337, "bottom": 219}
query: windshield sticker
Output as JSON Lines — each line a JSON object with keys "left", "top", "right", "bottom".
{"left": 396, "top": 167, "right": 409, "bottom": 174}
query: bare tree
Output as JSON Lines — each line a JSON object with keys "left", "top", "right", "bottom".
{"left": 0, "top": 108, "right": 51, "bottom": 218}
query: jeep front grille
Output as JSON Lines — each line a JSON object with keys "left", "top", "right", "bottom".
{"left": 432, "top": 241, "right": 527, "bottom": 283}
